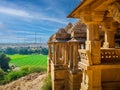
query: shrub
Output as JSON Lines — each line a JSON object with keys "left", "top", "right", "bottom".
{"left": 4, "top": 70, "right": 24, "bottom": 82}
{"left": 20, "top": 66, "right": 30, "bottom": 75}
{"left": 20, "top": 66, "right": 46, "bottom": 74}
{"left": 42, "top": 74, "right": 52, "bottom": 90}
{"left": 0, "top": 68, "right": 6, "bottom": 84}
{"left": 0, "top": 68, "right": 5, "bottom": 77}
{"left": 29, "top": 66, "right": 46, "bottom": 73}
{"left": 0, "top": 66, "right": 46, "bottom": 85}
{"left": 0, "top": 53, "right": 10, "bottom": 71}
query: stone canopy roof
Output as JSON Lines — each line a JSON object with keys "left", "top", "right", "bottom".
{"left": 57, "top": 28, "right": 67, "bottom": 33}
{"left": 48, "top": 28, "right": 71, "bottom": 42}
{"left": 55, "top": 28, "right": 70, "bottom": 41}
{"left": 65, "top": 22, "right": 73, "bottom": 33}
{"left": 68, "top": 20, "right": 86, "bottom": 42}
{"left": 48, "top": 20, "right": 87, "bottom": 43}
{"left": 70, "top": 20, "right": 86, "bottom": 38}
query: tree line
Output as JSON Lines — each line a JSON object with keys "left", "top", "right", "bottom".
{"left": 0, "top": 47, "right": 48, "bottom": 55}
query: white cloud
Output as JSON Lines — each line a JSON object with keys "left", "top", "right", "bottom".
{"left": 0, "top": 6, "right": 32, "bottom": 18}
{"left": 38, "top": 26, "right": 56, "bottom": 31}
{"left": 14, "top": 30, "right": 34, "bottom": 34}
{"left": 39, "top": 17, "right": 67, "bottom": 25}
{"left": 15, "top": 30, "right": 46, "bottom": 35}
{"left": 0, "top": 22, "right": 5, "bottom": 28}
{"left": 0, "top": 6, "right": 68, "bottom": 25}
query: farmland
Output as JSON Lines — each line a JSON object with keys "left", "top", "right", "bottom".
{"left": 0, "top": 54, "right": 48, "bottom": 85}
{"left": 8, "top": 54, "right": 47, "bottom": 68}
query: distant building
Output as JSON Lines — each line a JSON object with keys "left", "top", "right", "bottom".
{"left": 0, "top": 43, "right": 48, "bottom": 49}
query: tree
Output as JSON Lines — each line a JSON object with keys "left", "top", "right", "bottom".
{"left": 19, "top": 48, "right": 28, "bottom": 54}
{"left": 0, "top": 53, "right": 10, "bottom": 71}
{"left": 5, "top": 47, "right": 18, "bottom": 55}
{"left": 41, "top": 48, "right": 48, "bottom": 55}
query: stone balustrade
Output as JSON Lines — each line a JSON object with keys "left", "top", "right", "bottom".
{"left": 101, "top": 48, "right": 120, "bottom": 63}
{"left": 78, "top": 48, "right": 120, "bottom": 65}
{"left": 78, "top": 49, "right": 92, "bottom": 66}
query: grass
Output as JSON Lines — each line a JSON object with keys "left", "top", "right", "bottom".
{"left": 0, "top": 66, "right": 46, "bottom": 85}
{"left": 0, "top": 54, "right": 48, "bottom": 85}
{"left": 42, "top": 74, "right": 52, "bottom": 90}
{"left": 8, "top": 54, "right": 47, "bottom": 68}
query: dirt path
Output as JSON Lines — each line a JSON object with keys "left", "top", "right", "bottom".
{"left": 0, "top": 73, "right": 46, "bottom": 90}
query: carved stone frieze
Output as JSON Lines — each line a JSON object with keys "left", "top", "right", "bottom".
{"left": 108, "top": 2, "right": 120, "bottom": 23}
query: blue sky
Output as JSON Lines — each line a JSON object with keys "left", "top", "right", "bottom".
{"left": 0, "top": 0, "right": 80, "bottom": 43}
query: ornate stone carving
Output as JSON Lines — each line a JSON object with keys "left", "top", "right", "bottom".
{"left": 50, "top": 28, "right": 71, "bottom": 41}
{"left": 70, "top": 20, "right": 86, "bottom": 39}
{"left": 108, "top": 2, "right": 120, "bottom": 23}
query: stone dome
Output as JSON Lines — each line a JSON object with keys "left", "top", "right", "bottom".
{"left": 57, "top": 28, "right": 67, "bottom": 34}
{"left": 65, "top": 22, "right": 73, "bottom": 33}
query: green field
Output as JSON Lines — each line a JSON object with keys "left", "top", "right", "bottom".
{"left": 8, "top": 54, "right": 47, "bottom": 68}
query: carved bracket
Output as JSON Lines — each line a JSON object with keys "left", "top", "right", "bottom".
{"left": 108, "top": 2, "right": 120, "bottom": 23}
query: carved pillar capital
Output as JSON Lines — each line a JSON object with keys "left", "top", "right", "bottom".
{"left": 81, "top": 11, "right": 104, "bottom": 24}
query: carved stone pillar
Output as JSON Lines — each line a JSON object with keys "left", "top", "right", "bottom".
{"left": 64, "top": 44, "right": 68, "bottom": 65}
{"left": 81, "top": 69, "right": 102, "bottom": 90}
{"left": 81, "top": 11, "right": 103, "bottom": 65}
{"left": 69, "top": 44, "right": 73, "bottom": 69}
{"left": 86, "top": 24, "right": 100, "bottom": 41}
{"left": 47, "top": 43, "right": 51, "bottom": 73}
{"left": 54, "top": 43, "right": 57, "bottom": 65}
{"left": 68, "top": 42, "right": 79, "bottom": 72}
{"left": 103, "top": 31, "right": 115, "bottom": 48}
{"left": 102, "top": 19, "right": 118, "bottom": 48}
{"left": 86, "top": 23, "right": 101, "bottom": 64}
{"left": 73, "top": 44, "right": 79, "bottom": 71}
